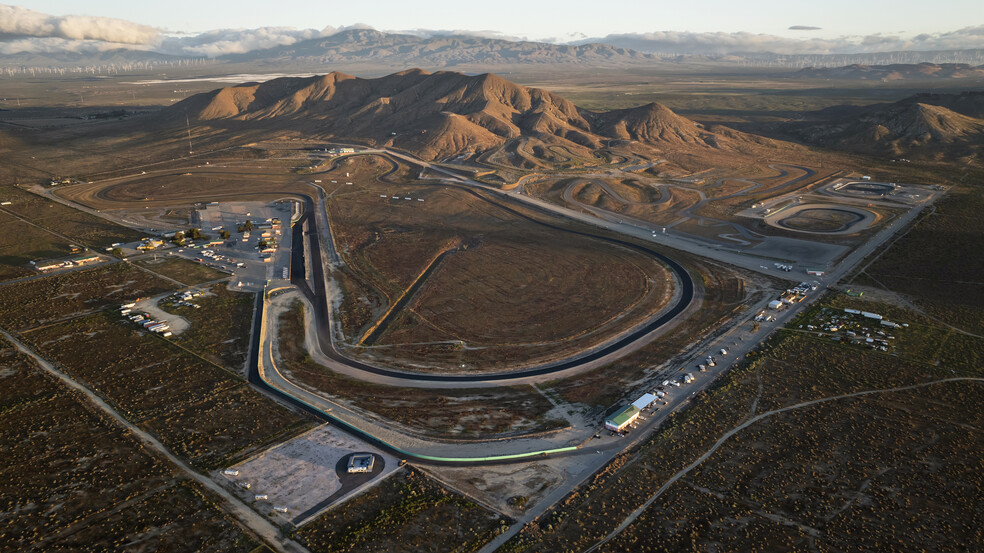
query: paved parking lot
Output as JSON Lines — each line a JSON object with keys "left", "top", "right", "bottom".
{"left": 177, "top": 201, "right": 296, "bottom": 291}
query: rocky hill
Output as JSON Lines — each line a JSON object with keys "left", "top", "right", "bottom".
{"left": 165, "top": 69, "right": 795, "bottom": 162}
{"left": 787, "top": 91, "right": 984, "bottom": 160}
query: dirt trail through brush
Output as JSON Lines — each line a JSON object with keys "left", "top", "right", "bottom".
{"left": 584, "top": 376, "right": 984, "bottom": 552}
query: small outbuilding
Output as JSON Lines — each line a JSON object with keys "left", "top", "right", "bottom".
{"left": 347, "top": 454, "right": 375, "bottom": 473}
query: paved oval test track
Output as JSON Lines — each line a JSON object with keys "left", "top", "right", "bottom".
{"left": 286, "top": 184, "right": 695, "bottom": 383}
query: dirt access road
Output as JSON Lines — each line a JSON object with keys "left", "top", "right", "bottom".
{"left": 0, "top": 329, "right": 311, "bottom": 553}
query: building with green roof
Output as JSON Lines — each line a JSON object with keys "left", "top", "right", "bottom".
{"left": 605, "top": 405, "right": 640, "bottom": 432}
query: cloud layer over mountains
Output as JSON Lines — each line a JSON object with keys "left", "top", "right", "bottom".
{"left": 0, "top": 4, "right": 157, "bottom": 44}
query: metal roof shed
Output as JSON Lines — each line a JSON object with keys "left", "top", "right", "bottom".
{"left": 632, "top": 393, "right": 658, "bottom": 410}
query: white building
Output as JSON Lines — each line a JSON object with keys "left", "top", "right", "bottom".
{"left": 347, "top": 454, "right": 375, "bottom": 473}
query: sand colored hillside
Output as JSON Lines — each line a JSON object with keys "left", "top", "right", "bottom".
{"left": 162, "top": 69, "right": 806, "bottom": 163}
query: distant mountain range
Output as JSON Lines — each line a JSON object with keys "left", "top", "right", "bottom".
{"left": 786, "top": 91, "right": 984, "bottom": 161}
{"left": 221, "top": 29, "right": 655, "bottom": 67}
{"left": 3, "top": 29, "right": 984, "bottom": 74}
{"left": 164, "top": 69, "right": 796, "bottom": 163}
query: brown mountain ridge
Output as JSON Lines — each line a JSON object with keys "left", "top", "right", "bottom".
{"left": 787, "top": 91, "right": 984, "bottom": 161}
{"left": 165, "top": 69, "right": 801, "bottom": 164}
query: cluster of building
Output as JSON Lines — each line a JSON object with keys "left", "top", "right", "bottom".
{"left": 119, "top": 303, "right": 171, "bottom": 337}
{"left": 605, "top": 391, "right": 669, "bottom": 434}
{"left": 162, "top": 231, "right": 224, "bottom": 250}
{"left": 47, "top": 177, "right": 82, "bottom": 186}
{"left": 767, "top": 281, "right": 818, "bottom": 311}
{"left": 801, "top": 307, "right": 908, "bottom": 352}
{"left": 34, "top": 253, "right": 101, "bottom": 272}
{"left": 325, "top": 147, "right": 356, "bottom": 155}
{"left": 606, "top": 368, "right": 710, "bottom": 434}
{"left": 254, "top": 218, "right": 282, "bottom": 262}
{"left": 137, "top": 238, "right": 164, "bottom": 251}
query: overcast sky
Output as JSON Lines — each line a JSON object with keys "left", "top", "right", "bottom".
{"left": 3, "top": 1, "right": 983, "bottom": 56}
{"left": 16, "top": 0, "right": 981, "bottom": 38}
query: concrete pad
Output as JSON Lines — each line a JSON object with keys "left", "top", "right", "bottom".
{"left": 215, "top": 423, "right": 399, "bottom": 524}
{"left": 746, "top": 236, "right": 849, "bottom": 267}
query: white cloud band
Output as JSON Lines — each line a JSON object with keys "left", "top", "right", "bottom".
{"left": 0, "top": 4, "right": 158, "bottom": 44}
